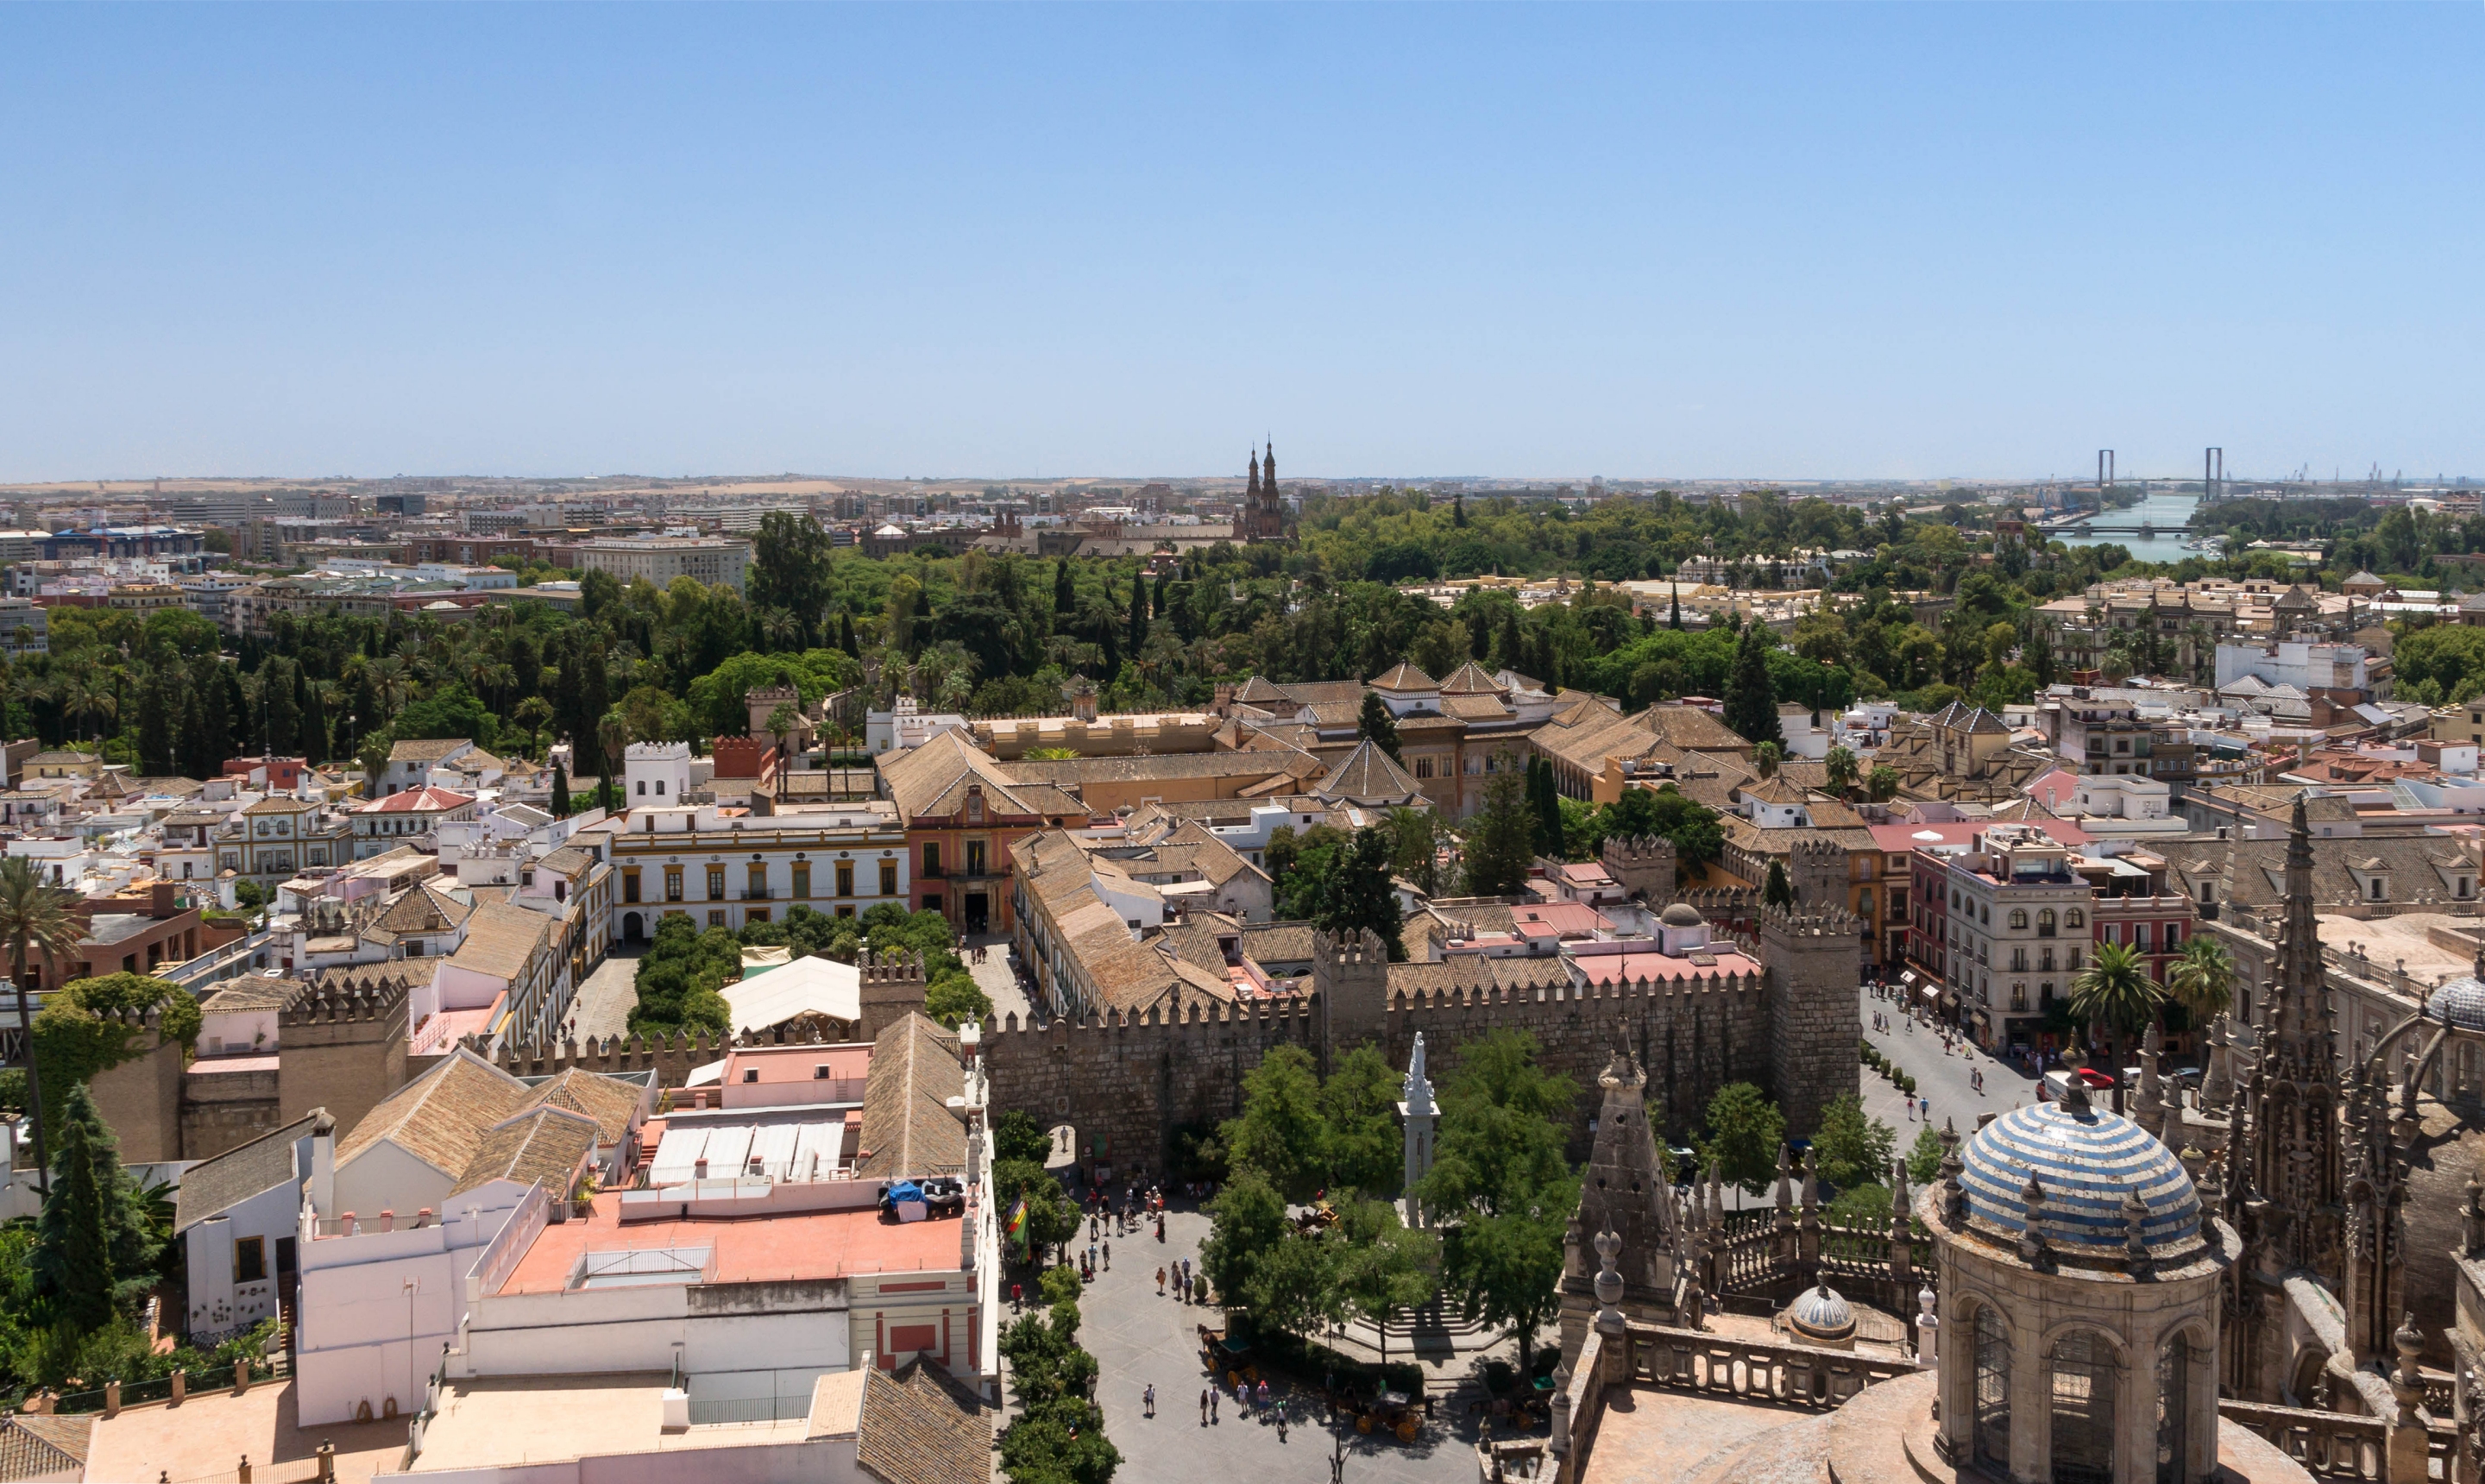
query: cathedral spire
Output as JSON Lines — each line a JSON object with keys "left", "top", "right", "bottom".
{"left": 1247, "top": 448, "right": 1261, "bottom": 501}
{"left": 2266, "top": 791, "right": 2333, "bottom": 1078}
{"left": 1262, "top": 439, "right": 1275, "bottom": 496}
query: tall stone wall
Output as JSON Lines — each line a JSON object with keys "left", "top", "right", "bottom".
{"left": 180, "top": 1065, "right": 283, "bottom": 1160}
{"left": 978, "top": 999, "right": 1321, "bottom": 1170}
{"left": 87, "top": 1009, "right": 185, "bottom": 1165}
{"left": 1760, "top": 904, "right": 1865, "bottom": 1135}
{"left": 978, "top": 970, "right": 1784, "bottom": 1175}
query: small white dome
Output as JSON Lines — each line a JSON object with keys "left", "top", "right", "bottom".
{"left": 1789, "top": 1282, "right": 1854, "bottom": 1338}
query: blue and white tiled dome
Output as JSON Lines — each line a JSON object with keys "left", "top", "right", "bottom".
{"left": 1960, "top": 1099, "right": 2202, "bottom": 1258}
{"left": 1788, "top": 1283, "right": 1854, "bottom": 1338}
{"left": 2427, "top": 975, "right": 2485, "bottom": 1032}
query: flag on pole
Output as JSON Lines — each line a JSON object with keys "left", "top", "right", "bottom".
{"left": 1006, "top": 1195, "right": 1030, "bottom": 1253}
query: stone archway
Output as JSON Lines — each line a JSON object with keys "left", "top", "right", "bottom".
{"left": 623, "top": 911, "right": 645, "bottom": 943}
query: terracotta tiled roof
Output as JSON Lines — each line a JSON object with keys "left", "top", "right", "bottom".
{"left": 373, "top": 879, "right": 469, "bottom": 940}
{"left": 514, "top": 1068, "right": 642, "bottom": 1144}
{"left": 388, "top": 738, "right": 473, "bottom": 763}
{"left": 858, "top": 1357, "right": 991, "bottom": 1484}
{"left": 199, "top": 975, "right": 305, "bottom": 1014}
{"left": 337, "top": 1048, "right": 528, "bottom": 1179}
{"left": 446, "top": 901, "right": 551, "bottom": 983}
{"left": 1438, "top": 661, "right": 1507, "bottom": 695}
{"left": 0, "top": 1414, "right": 91, "bottom": 1478}
{"left": 1370, "top": 663, "right": 1436, "bottom": 692}
{"left": 174, "top": 1112, "right": 320, "bottom": 1233}
{"left": 448, "top": 1105, "right": 599, "bottom": 1199}
{"left": 355, "top": 786, "right": 474, "bottom": 814}
{"left": 856, "top": 1014, "right": 966, "bottom": 1179}
{"left": 1314, "top": 738, "right": 1424, "bottom": 803}
{"left": 882, "top": 730, "right": 1050, "bottom": 824}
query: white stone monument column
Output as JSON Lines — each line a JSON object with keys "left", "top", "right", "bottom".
{"left": 1398, "top": 1032, "right": 1438, "bottom": 1228}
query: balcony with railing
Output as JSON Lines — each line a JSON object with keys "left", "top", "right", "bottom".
{"left": 741, "top": 889, "right": 774, "bottom": 901}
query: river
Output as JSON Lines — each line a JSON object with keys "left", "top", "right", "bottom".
{"left": 2048, "top": 490, "right": 2208, "bottom": 559}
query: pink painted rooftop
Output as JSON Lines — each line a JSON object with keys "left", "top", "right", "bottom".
{"left": 497, "top": 1192, "right": 964, "bottom": 1294}
{"left": 721, "top": 1042, "right": 872, "bottom": 1085}
{"left": 1572, "top": 946, "right": 1763, "bottom": 985}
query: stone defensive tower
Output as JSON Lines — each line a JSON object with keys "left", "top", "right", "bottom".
{"left": 1758, "top": 902, "right": 1863, "bottom": 1136}
{"left": 279, "top": 973, "right": 410, "bottom": 1139}
{"left": 86, "top": 1006, "right": 185, "bottom": 1165}
{"left": 1312, "top": 927, "right": 1389, "bottom": 1072}
{"left": 1787, "top": 836, "right": 1848, "bottom": 912}
{"left": 858, "top": 949, "right": 929, "bottom": 1041}
{"left": 1599, "top": 833, "right": 1677, "bottom": 903}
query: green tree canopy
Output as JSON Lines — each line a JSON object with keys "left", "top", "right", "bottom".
{"left": 1696, "top": 1082, "right": 1785, "bottom": 1195}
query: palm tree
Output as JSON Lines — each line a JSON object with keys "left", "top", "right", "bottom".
{"left": 1753, "top": 741, "right": 1782, "bottom": 780}
{"left": 2069, "top": 940, "right": 2163, "bottom": 1115}
{"left": 2165, "top": 936, "right": 2236, "bottom": 1049}
{"left": 1824, "top": 745, "right": 1859, "bottom": 798}
{"left": 367, "top": 656, "right": 407, "bottom": 714}
{"left": 1865, "top": 764, "right": 1900, "bottom": 803}
{"left": 0, "top": 856, "right": 86, "bottom": 1192}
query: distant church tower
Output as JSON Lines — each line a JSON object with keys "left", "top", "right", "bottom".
{"left": 1236, "top": 440, "right": 1287, "bottom": 542}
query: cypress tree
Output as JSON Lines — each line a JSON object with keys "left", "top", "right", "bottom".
{"left": 30, "top": 1081, "right": 152, "bottom": 1333}
{"left": 551, "top": 761, "right": 571, "bottom": 819}
{"left": 1669, "top": 583, "right": 1683, "bottom": 630}
{"left": 135, "top": 667, "right": 179, "bottom": 777}
{"left": 840, "top": 612, "right": 859, "bottom": 656}
{"left": 1313, "top": 827, "right": 1406, "bottom": 961}
{"left": 302, "top": 680, "right": 329, "bottom": 764}
{"left": 1533, "top": 759, "right": 1564, "bottom": 856}
{"left": 1764, "top": 859, "right": 1794, "bottom": 909}
{"left": 1054, "top": 559, "right": 1074, "bottom": 616}
{"left": 1127, "top": 577, "right": 1148, "bottom": 653}
{"left": 1463, "top": 762, "right": 1535, "bottom": 897}
{"left": 1723, "top": 622, "right": 1780, "bottom": 745}
{"left": 1356, "top": 692, "right": 1401, "bottom": 761}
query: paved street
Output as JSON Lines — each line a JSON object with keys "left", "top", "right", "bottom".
{"left": 968, "top": 933, "right": 1036, "bottom": 1025}
{"left": 569, "top": 946, "right": 644, "bottom": 1043}
{"left": 1855, "top": 983, "right": 2040, "bottom": 1145}
{"left": 1021, "top": 1201, "right": 1507, "bottom": 1484}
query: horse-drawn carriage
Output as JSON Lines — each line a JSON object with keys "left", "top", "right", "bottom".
{"left": 1344, "top": 1388, "right": 1422, "bottom": 1443}
{"left": 1198, "top": 1324, "right": 1256, "bottom": 1388}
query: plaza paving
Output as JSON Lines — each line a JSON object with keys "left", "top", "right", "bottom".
{"left": 1857, "top": 981, "right": 2038, "bottom": 1144}
{"left": 568, "top": 943, "right": 645, "bottom": 1043}
{"left": 1018, "top": 1202, "right": 1529, "bottom": 1484}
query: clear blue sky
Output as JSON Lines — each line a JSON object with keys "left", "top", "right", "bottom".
{"left": 3, "top": 4, "right": 2478, "bottom": 484}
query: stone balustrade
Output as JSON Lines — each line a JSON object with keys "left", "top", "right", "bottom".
{"left": 1614, "top": 1321, "right": 1914, "bottom": 1409}
{"left": 2218, "top": 1399, "right": 2388, "bottom": 1481}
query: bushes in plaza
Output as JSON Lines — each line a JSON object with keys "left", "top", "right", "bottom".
{"left": 998, "top": 1280, "right": 1118, "bottom": 1484}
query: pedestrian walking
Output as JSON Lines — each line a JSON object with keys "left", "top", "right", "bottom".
{"left": 1257, "top": 1380, "right": 1271, "bottom": 1412}
{"left": 1236, "top": 1380, "right": 1249, "bottom": 1413}
{"left": 1157, "top": 1266, "right": 1167, "bottom": 1295}
{"left": 1211, "top": 1387, "right": 1220, "bottom": 1423}
{"left": 1145, "top": 1384, "right": 1156, "bottom": 1418}
{"left": 1201, "top": 1389, "right": 1211, "bottom": 1425}
{"left": 1103, "top": 1240, "right": 1111, "bottom": 1270}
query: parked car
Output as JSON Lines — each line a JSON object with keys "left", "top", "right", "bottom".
{"left": 2040, "top": 1067, "right": 2118, "bottom": 1103}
